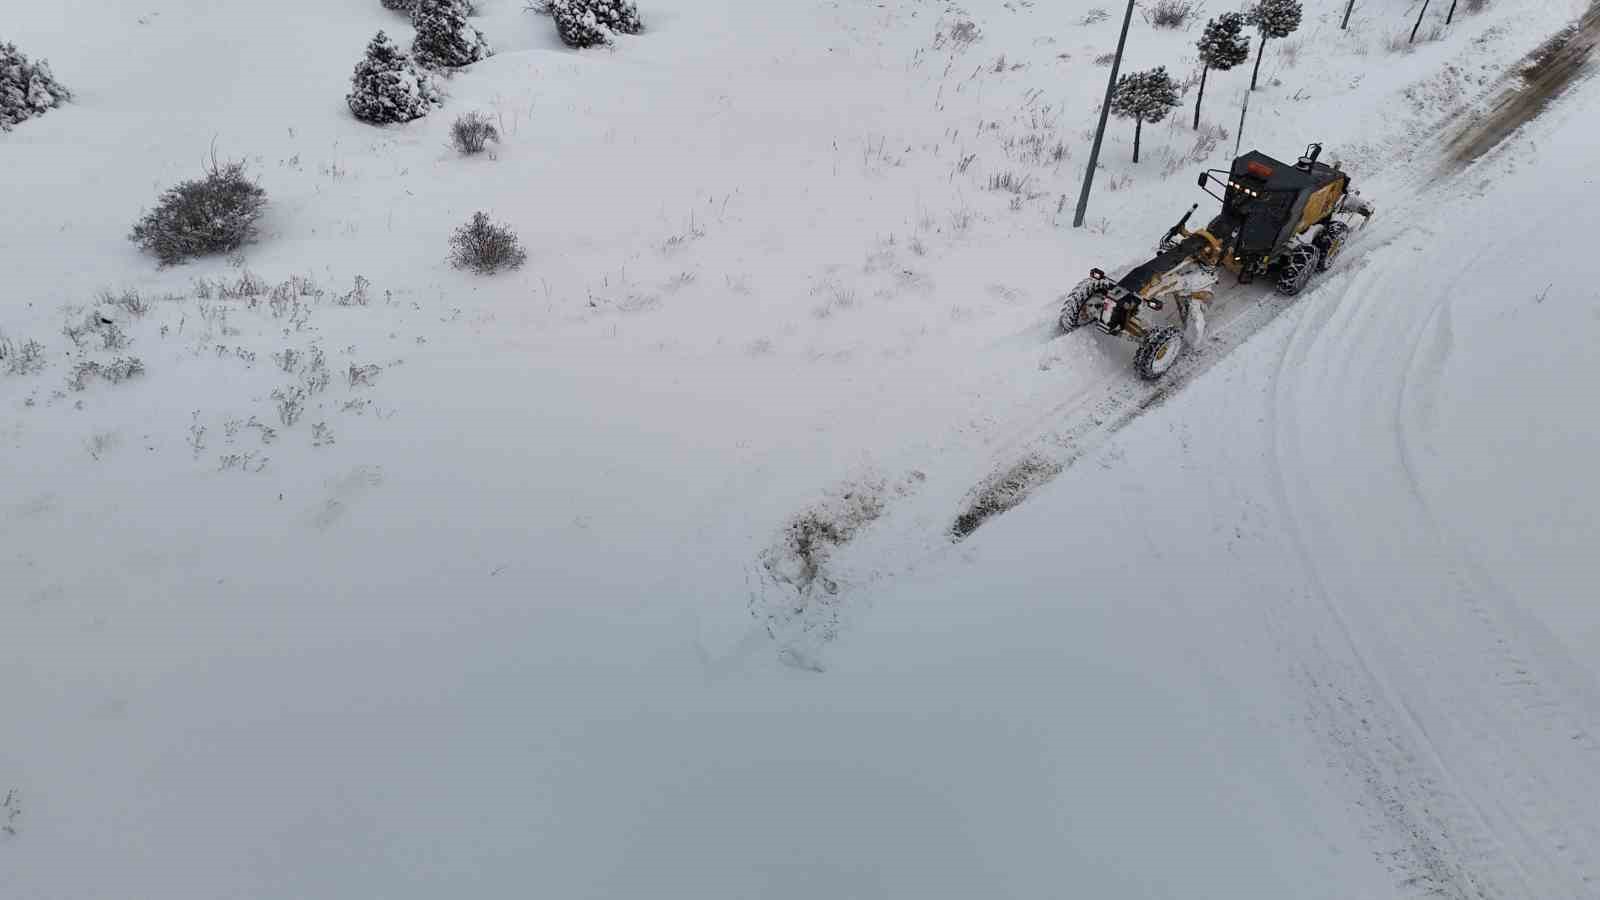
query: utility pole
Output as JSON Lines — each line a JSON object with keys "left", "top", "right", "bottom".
{"left": 1073, "top": 0, "right": 1137, "bottom": 228}
{"left": 1410, "top": 0, "right": 1432, "bottom": 43}
{"left": 1341, "top": 0, "right": 1357, "bottom": 30}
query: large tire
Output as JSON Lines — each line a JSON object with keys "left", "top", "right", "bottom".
{"left": 1059, "top": 278, "right": 1104, "bottom": 332}
{"left": 1275, "top": 244, "right": 1321, "bottom": 296}
{"left": 1134, "top": 326, "right": 1183, "bottom": 381}
{"left": 1316, "top": 221, "right": 1350, "bottom": 271}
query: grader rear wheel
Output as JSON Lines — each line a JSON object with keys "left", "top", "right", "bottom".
{"left": 1276, "top": 244, "right": 1321, "bottom": 296}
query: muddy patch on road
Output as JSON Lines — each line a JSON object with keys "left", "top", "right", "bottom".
{"left": 1445, "top": 2, "right": 1600, "bottom": 168}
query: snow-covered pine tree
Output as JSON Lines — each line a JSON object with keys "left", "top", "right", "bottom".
{"left": 346, "top": 30, "right": 441, "bottom": 125}
{"left": 0, "top": 41, "right": 71, "bottom": 132}
{"left": 1109, "top": 66, "right": 1181, "bottom": 163}
{"left": 412, "top": 0, "right": 492, "bottom": 69}
{"left": 588, "top": 0, "right": 642, "bottom": 35}
{"left": 549, "top": 0, "right": 642, "bottom": 49}
{"left": 382, "top": 0, "right": 471, "bottom": 13}
{"left": 1246, "top": 0, "right": 1303, "bottom": 90}
{"left": 1194, "top": 13, "right": 1251, "bottom": 129}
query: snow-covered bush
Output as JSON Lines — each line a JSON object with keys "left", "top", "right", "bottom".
{"left": 1, "top": 41, "right": 70, "bottom": 131}
{"left": 549, "top": 0, "right": 642, "bottom": 49}
{"left": 129, "top": 156, "right": 268, "bottom": 266}
{"left": 1109, "top": 66, "right": 1181, "bottom": 163}
{"left": 448, "top": 212, "right": 527, "bottom": 273}
{"left": 347, "top": 30, "right": 440, "bottom": 124}
{"left": 1246, "top": 0, "right": 1303, "bottom": 89}
{"left": 450, "top": 111, "right": 499, "bottom": 154}
{"left": 1193, "top": 13, "right": 1251, "bottom": 128}
{"left": 412, "top": 0, "right": 492, "bottom": 69}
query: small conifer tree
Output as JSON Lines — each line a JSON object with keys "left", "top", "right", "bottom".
{"left": 0, "top": 41, "right": 71, "bottom": 131}
{"left": 1110, "top": 67, "right": 1181, "bottom": 163}
{"left": 412, "top": 0, "right": 492, "bottom": 69}
{"left": 1194, "top": 13, "right": 1251, "bottom": 128}
{"left": 549, "top": 0, "right": 642, "bottom": 49}
{"left": 1246, "top": 0, "right": 1303, "bottom": 90}
{"left": 347, "top": 30, "right": 440, "bottom": 124}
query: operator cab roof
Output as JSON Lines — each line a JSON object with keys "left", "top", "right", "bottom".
{"left": 1232, "top": 150, "right": 1341, "bottom": 191}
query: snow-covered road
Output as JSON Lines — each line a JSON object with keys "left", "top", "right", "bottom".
{"left": 853, "top": 44, "right": 1600, "bottom": 897}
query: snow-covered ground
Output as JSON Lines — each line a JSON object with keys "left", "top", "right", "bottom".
{"left": 4, "top": 0, "right": 1599, "bottom": 896}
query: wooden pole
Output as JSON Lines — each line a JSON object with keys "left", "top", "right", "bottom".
{"left": 1410, "top": 0, "right": 1433, "bottom": 43}
{"left": 1234, "top": 89, "right": 1250, "bottom": 159}
{"left": 1073, "top": 0, "right": 1137, "bottom": 228}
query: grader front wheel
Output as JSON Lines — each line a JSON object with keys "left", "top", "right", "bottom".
{"left": 1059, "top": 278, "right": 1104, "bottom": 332}
{"left": 1134, "top": 326, "right": 1184, "bottom": 381}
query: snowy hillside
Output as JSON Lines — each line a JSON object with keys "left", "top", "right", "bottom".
{"left": 5, "top": 0, "right": 1600, "bottom": 896}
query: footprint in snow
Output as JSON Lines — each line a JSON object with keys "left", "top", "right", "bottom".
{"left": 308, "top": 465, "right": 384, "bottom": 530}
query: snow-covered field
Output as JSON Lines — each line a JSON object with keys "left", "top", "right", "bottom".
{"left": 5, "top": 0, "right": 1600, "bottom": 896}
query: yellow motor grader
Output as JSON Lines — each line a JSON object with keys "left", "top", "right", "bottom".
{"left": 1060, "top": 143, "right": 1374, "bottom": 380}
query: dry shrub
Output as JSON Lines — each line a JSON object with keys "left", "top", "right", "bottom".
{"left": 69, "top": 357, "right": 145, "bottom": 391}
{"left": 129, "top": 153, "right": 266, "bottom": 266}
{"left": 448, "top": 211, "right": 527, "bottom": 273}
{"left": 451, "top": 111, "right": 500, "bottom": 154}
{"left": 1145, "top": 0, "right": 1202, "bottom": 30}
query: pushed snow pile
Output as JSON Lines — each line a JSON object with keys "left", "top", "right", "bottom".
{"left": 128, "top": 157, "right": 267, "bottom": 266}
{"left": 411, "top": 0, "right": 492, "bottom": 69}
{"left": 347, "top": 30, "right": 439, "bottom": 124}
{"left": 950, "top": 454, "right": 1061, "bottom": 540}
{"left": 550, "top": 0, "right": 642, "bottom": 48}
{"left": 0, "top": 40, "right": 69, "bottom": 131}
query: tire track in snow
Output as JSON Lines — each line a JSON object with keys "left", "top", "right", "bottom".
{"left": 1390, "top": 242, "right": 1600, "bottom": 897}
{"left": 1261, "top": 140, "right": 1600, "bottom": 898}
{"left": 1264, "top": 258, "right": 1517, "bottom": 900}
